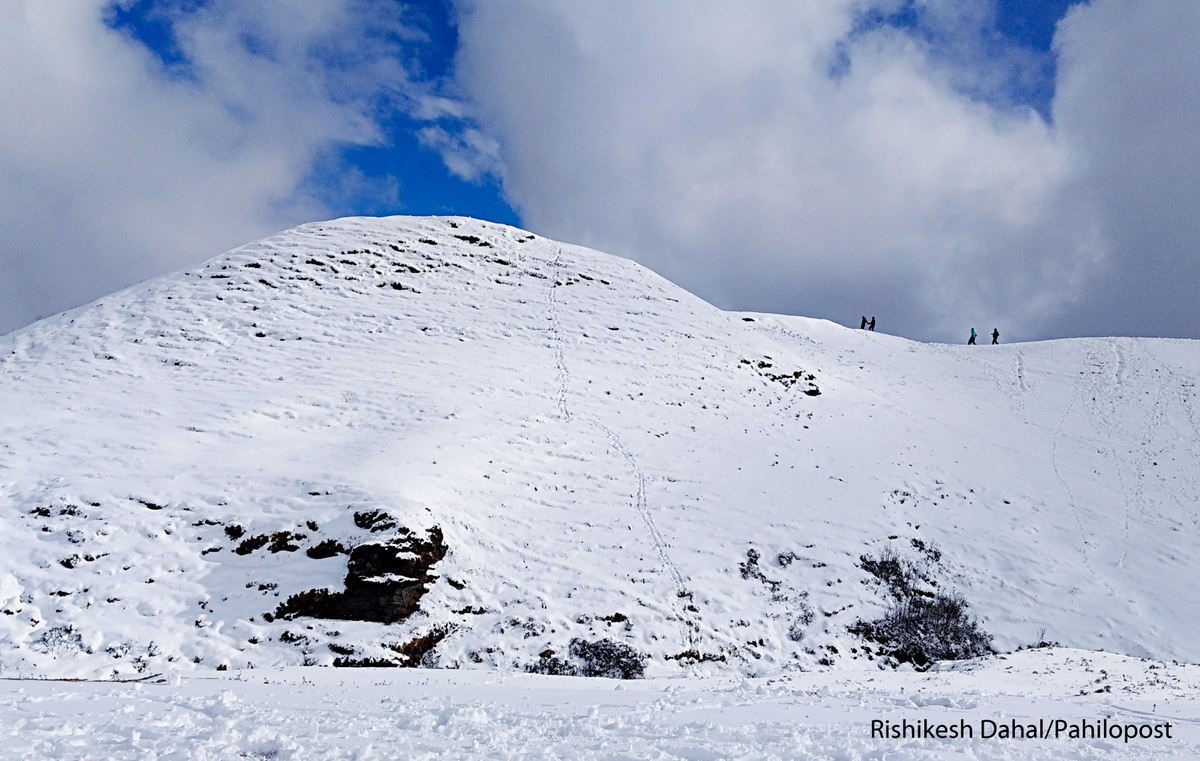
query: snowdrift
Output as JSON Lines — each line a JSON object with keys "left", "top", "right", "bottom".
{"left": 1, "top": 215, "right": 1197, "bottom": 679}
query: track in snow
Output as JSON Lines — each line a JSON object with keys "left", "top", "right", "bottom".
{"left": 546, "top": 246, "right": 573, "bottom": 423}
{"left": 1051, "top": 356, "right": 1116, "bottom": 596}
{"left": 542, "top": 246, "right": 694, "bottom": 647}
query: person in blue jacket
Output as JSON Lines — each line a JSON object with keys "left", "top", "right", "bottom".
{"left": 968, "top": 328, "right": 977, "bottom": 345}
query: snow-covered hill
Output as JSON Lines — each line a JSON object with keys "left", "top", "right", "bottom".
{"left": 2, "top": 215, "right": 1198, "bottom": 681}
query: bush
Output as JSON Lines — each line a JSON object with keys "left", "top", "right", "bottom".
{"left": 526, "top": 653, "right": 577, "bottom": 676}
{"left": 525, "top": 638, "right": 646, "bottom": 679}
{"left": 570, "top": 638, "right": 645, "bottom": 679}
{"left": 859, "top": 545, "right": 933, "bottom": 600}
{"left": 849, "top": 591, "right": 992, "bottom": 669}
{"left": 851, "top": 546, "right": 991, "bottom": 669}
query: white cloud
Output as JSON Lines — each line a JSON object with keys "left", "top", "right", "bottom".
{"left": 6, "top": 1, "right": 1195, "bottom": 342}
{"left": 0, "top": 0, "right": 423, "bottom": 333}
{"left": 451, "top": 0, "right": 1196, "bottom": 341}
{"left": 1045, "top": 0, "right": 1200, "bottom": 339}
{"left": 417, "top": 125, "right": 502, "bottom": 182}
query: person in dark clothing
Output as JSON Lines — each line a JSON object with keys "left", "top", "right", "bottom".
{"left": 861, "top": 316, "right": 868, "bottom": 329}
{"left": 992, "top": 328, "right": 999, "bottom": 345}
{"left": 968, "top": 328, "right": 977, "bottom": 345}
{"left": 868, "top": 317, "right": 876, "bottom": 331}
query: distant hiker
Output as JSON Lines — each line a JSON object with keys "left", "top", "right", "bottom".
{"left": 968, "top": 328, "right": 977, "bottom": 345}
{"left": 992, "top": 328, "right": 999, "bottom": 345}
{"left": 868, "top": 317, "right": 876, "bottom": 331}
{"left": 860, "top": 316, "right": 868, "bottom": 329}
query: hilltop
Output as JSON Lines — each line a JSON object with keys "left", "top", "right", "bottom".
{"left": 2, "top": 215, "right": 1198, "bottom": 680}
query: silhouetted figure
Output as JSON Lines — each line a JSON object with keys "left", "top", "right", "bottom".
{"left": 968, "top": 328, "right": 977, "bottom": 345}
{"left": 992, "top": 328, "right": 999, "bottom": 345}
{"left": 868, "top": 317, "right": 876, "bottom": 331}
{"left": 860, "top": 316, "right": 867, "bottom": 329}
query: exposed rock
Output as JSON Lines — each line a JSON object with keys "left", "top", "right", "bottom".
{"left": 387, "top": 624, "right": 453, "bottom": 666}
{"left": 306, "top": 539, "right": 348, "bottom": 559}
{"left": 353, "top": 510, "right": 398, "bottom": 533}
{"left": 267, "top": 531, "right": 304, "bottom": 553}
{"left": 275, "top": 526, "right": 447, "bottom": 624}
{"left": 235, "top": 534, "right": 270, "bottom": 555}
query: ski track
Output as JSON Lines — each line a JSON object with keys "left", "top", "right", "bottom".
{"left": 542, "top": 245, "right": 693, "bottom": 648}
{"left": 1142, "top": 344, "right": 1200, "bottom": 519}
{"left": 1050, "top": 356, "right": 1115, "bottom": 596}
{"left": 1080, "top": 341, "right": 1133, "bottom": 568}
{"left": 546, "top": 245, "right": 572, "bottom": 423}
{"left": 1083, "top": 340, "right": 1189, "bottom": 568}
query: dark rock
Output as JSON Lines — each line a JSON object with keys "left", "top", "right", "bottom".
{"left": 334, "top": 656, "right": 398, "bottom": 667}
{"left": 306, "top": 539, "right": 348, "bottom": 559}
{"left": 275, "top": 526, "right": 448, "bottom": 624}
{"left": 387, "top": 625, "right": 452, "bottom": 666}
{"left": 665, "top": 649, "right": 726, "bottom": 664}
{"left": 353, "top": 510, "right": 397, "bottom": 533}
{"left": 235, "top": 534, "right": 269, "bottom": 555}
{"left": 267, "top": 531, "right": 304, "bottom": 553}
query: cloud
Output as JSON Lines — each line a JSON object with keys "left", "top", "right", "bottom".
{"left": 6, "top": 1, "right": 1194, "bottom": 342}
{"left": 417, "top": 125, "right": 502, "bottom": 182}
{"left": 1044, "top": 0, "right": 1200, "bottom": 339}
{"left": 0, "top": 0, "right": 428, "bottom": 333}
{"left": 450, "top": 0, "right": 1197, "bottom": 341}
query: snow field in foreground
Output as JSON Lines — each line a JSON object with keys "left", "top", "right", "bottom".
{"left": 2, "top": 649, "right": 1199, "bottom": 760}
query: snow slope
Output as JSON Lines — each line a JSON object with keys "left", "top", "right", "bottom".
{"left": 1, "top": 215, "right": 1199, "bottom": 681}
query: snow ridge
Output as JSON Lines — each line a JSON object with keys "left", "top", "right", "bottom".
{"left": 1, "top": 215, "right": 1199, "bottom": 682}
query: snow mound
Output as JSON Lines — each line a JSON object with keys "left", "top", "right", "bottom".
{"left": 1, "top": 215, "right": 1198, "bottom": 680}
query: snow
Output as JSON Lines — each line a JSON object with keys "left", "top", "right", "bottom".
{"left": 1, "top": 215, "right": 1199, "bottom": 755}
{"left": 3, "top": 650, "right": 1199, "bottom": 759}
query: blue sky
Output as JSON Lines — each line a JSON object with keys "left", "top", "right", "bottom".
{"left": 107, "top": 0, "right": 520, "bottom": 226}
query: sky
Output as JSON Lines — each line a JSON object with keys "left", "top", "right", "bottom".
{"left": 0, "top": 0, "right": 1196, "bottom": 343}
